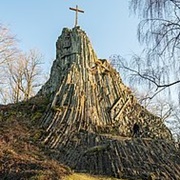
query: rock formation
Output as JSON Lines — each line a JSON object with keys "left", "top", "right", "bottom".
{"left": 37, "top": 26, "right": 180, "bottom": 179}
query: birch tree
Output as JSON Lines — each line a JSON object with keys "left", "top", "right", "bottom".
{"left": 110, "top": 1, "right": 180, "bottom": 138}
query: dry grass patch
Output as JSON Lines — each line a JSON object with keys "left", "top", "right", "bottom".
{"left": 0, "top": 101, "right": 71, "bottom": 180}
{"left": 64, "top": 173, "right": 124, "bottom": 180}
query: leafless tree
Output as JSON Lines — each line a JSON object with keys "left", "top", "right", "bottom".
{"left": 130, "top": 0, "right": 180, "bottom": 55}
{"left": 0, "top": 23, "right": 18, "bottom": 103}
{"left": 0, "top": 23, "right": 45, "bottom": 104}
{"left": 110, "top": 54, "right": 180, "bottom": 101}
{"left": 0, "top": 23, "right": 18, "bottom": 85}
{"left": 123, "top": 1, "right": 180, "bottom": 92}
{"left": 110, "top": 0, "right": 180, "bottom": 102}
{"left": 21, "top": 49, "right": 43, "bottom": 100}
{"left": 136, "top": 89, "right": 180, "bottom": 140}
{"left": 0, "top": 23, "right": 17, "bottom": 65}
{"left": 110, "top": 1, "right": 180, "bottom": 138}
{"left": 3, "top": 49, "right": 43, "bottom": 103}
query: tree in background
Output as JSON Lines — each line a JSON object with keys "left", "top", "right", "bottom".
{"left": 4, "top": 49, "right": 43, "bottom": 103}
{"left": 130, "top": 0, "right": 180, "bottom": 57}
{"left": 0, "top": 23, "right": 44, "bottom": 104}
{"left": 111, "top": 0, "right": 180, "bottom": 140}
{"left": 0, "top": 23, "right": 17, "bottom": 66}
{"left": 0, "top": 23, "right": 17, "bottom": 103}
{"left": 127, "top": 0, "right": 180, "bottom": 96}
{"left": 0, "top": 23, "right": 17, "bottom": 86}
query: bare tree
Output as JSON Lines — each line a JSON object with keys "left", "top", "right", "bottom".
{"left": 126, "top": 1, "right": 180, "bottom": 90}
{"left": 0, "top": 23, "right": 17, "bottom": 66}
{"left": 0, "top": 23, "right": 18, "bottom": 103}
{"left": 130, "top": 0, "right": 180, "bottom": 55}
{"left": 0, "top": 23, "right": 45, "bottom": 104}
{"left": 2, "top": 49, "right": 43, "bottom": 103}
{"left": 136, "top": 89, "right": 180, "bottom": 140}
{"left": 110, "top": 54, "right": 180, "bottom": 101}
{"left": 110, "top": 0, "right": 180, "bottom": 105}
{"left": 0, "top": 23, "right": 18, "bottom": 87}
{"left": 21, "top": 49, "right": 43, "bottom": 100}
{"left": 111, "top": 3, "right": 180, "bottom": 140}
{"left": 6, "top": 59, "right": 24, "bottom": 103}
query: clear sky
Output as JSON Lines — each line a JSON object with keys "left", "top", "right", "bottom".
{"left": 0, "top": 0, "right": 142, "bottom": 72}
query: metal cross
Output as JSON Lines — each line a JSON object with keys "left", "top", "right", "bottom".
{"left": 69, "top": 5, "right": 84, "bottom": 27}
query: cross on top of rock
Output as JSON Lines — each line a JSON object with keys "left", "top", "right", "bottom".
{"left": 69, "top": 5, "right": 84, "bottom": 27}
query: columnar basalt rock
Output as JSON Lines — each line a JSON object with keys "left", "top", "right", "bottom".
{"left": 37, "top": 27, "right": 180, "bottom": 179}
{"left": 38, "top": 26, "right": 172, "bottom": 140}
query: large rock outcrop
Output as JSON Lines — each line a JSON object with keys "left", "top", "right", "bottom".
{"left": 37, "top": 27, "right": 180, "bottom": 179}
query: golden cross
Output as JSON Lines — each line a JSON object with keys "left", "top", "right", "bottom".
{"left": 69, "top": 5, "right": 84, "bottom": 27}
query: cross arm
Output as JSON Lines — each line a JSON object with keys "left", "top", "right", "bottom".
{"left": 69, "top": 7, "right": 84, "bottom": 13}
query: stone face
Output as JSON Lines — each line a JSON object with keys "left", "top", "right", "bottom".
{"left": 37, "top": 27, "right": 180, "bottom": 179}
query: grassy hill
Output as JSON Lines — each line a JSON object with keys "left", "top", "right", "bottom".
{"left": 0, "top": 98, "right": 70, "bottom": 179}
{"left": 0, "top": 97, "right": 125, "bottom": 180}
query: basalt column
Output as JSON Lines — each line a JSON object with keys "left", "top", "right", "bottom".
{"left": 36, "top": 27, "right": 180, "bottom": 179}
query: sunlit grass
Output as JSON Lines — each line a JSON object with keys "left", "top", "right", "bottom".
{"left": 64, "top": 173, "right": 123, "bottom": 180}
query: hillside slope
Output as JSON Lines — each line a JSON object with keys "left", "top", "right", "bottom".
{"left": 1, "top": 99, "right": 179, "bottom": 180}
{"left": 1, "top": 26, "right": 179, "bottom": 180}
{"left": 0, "top": 99, "right": 126, "bottom": 180}
{"left": 0, "top": 99, "right": 70, "bottom": 180}
{"left": 35, "top": 27, "right": 180, "bottom": 179}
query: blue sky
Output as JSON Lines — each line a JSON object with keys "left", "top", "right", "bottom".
{"left": 0, "top": 0, "right": 142, "bottom": 72}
